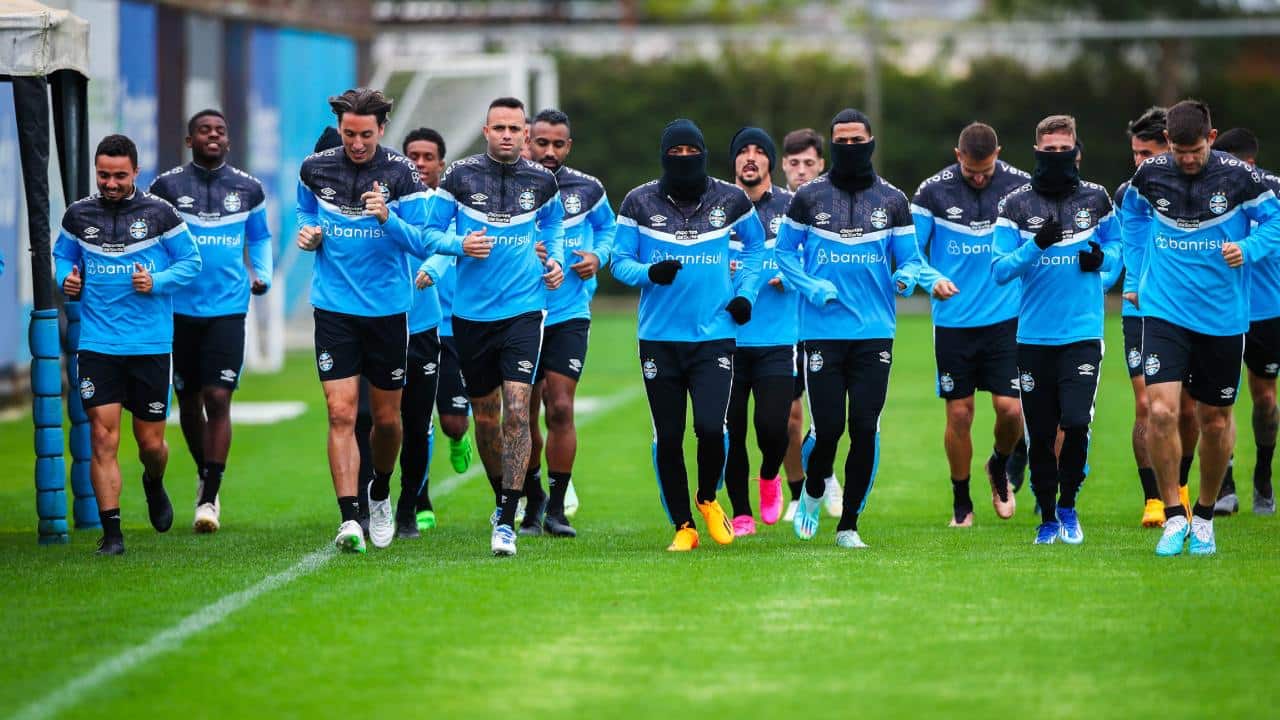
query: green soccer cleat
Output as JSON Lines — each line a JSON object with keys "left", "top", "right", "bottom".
{"left": 449, "top": 435, "right": 473, "bottom": 474}
{"left": 416, "top": 509, "right": 437, "bottom": 531}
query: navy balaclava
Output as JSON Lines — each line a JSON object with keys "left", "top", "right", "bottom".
{"left": 660, "top": 118, "right": 709, "bottom": 202}
{"left": 828, "top": 108, "right": 877, "bottom": 193}
{"left": 1031, "top": 144, "right": 1081, "bottom": 195}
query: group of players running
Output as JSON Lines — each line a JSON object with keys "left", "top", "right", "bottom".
{"left": 51, "top": 85, "right": 1280, "bottom": 558}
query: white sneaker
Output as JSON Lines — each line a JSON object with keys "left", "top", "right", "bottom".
{"left": 823, "top": 475, "right": 843, "bottom": 518}
{"left": 194, "top": 476, "right": 221, "bottom": 514}
{"left": 491, "top": 523, "right": 517, "bottom": 556}
{"left": 367, "top": 481, "right": 394, "bottom": 549}
{"left": 334, "top": 519, "right": 366, "bottom": 553}
{"left": 489, "top": 507, "right": 501, "bottom": 527}
{"left": 564, "top": 480, "right": 580, "bottom": 518}
{"left": 783, "top": 499, "right": 799, "bottom": 523}
{"left": 514, "top": 496, "right": 528, "bottom": 525}
{"left": 835, "top": 529, "right": 868, "bottom": 549}
{"left": 193, "top": 502, "right": 220, "bottom": 533}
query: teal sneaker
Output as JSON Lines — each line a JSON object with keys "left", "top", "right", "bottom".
{"left": 416, "top": 509, "right": 437, "bottom": 532}
{"left": 1056, "top": 507, "right": 1084, "bottom": 544}
{"left": 793, "top": 491, "right": 822, "bottom": 540}
{"left": 1156, "top": 515, "right": 1190, "bottom": 557}
{"left": 1188, "top": 516, "right": 1216, "bottom": 556}
{"left": 449, "top": 435, "right": 473, "bottom": 474}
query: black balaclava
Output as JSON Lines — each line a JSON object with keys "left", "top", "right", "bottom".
{"left": 660, "top": 118, "right": 708, "bottom": 202}
{"left": 729, "top": 126, "right": 777, "bottom": 180}
{"left": 1031, "top": 144, "right": 1081, "bottom": 195}
{"left": 828, "top": 108, "right": 877, "bottom": 193}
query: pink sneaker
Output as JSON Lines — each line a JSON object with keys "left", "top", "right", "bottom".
{"left": 732, "top": 514, "right": 757, "bottom": 536}
{"left": 759, "top": 476, "right": 783, "bottom": 525}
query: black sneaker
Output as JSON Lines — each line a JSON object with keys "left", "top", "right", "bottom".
{"left": 395, "top": 500, "right": 420, "bottom": 539}
{"left": 543, "top": 511, "right": 577, "bottom": 538}
{"left": 1006, "top": 443, "right": 1028, "bottom": 493}
{"left": 142, "top": 475, "right": 173, "bottom": 533}
{"left": 96, "top": 535, "right": 125, "bottom": 555}
{"left": 519, "top": 497, "right": 546, "bottom": 537}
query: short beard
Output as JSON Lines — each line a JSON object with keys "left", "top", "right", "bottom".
{"left": 738, "top": 174, "right": 763, "bottom": 188}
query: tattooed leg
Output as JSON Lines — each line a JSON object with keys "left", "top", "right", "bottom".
{"left": 501, "top": 380, "right": 533, "bottom": 492}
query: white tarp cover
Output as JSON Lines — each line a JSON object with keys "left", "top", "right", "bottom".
{"left": 0, "top": 0, "right": 89, "bottom": 77}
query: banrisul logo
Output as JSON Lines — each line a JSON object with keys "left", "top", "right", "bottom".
{"left": 1209, "top": 192, "right": 1229, "bottom": 215}
{"left": 518, "top": 189, "right": 536, "bottom": 211}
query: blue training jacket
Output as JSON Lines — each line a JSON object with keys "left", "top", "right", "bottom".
{"left": 730, "top": 185, "right": 798, "bottom": 347}
{"left": 547, "top": 166, "right": 617, "bottom": 326}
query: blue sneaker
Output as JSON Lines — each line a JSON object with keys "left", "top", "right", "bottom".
{"left": 1188, "top": 516, "right": 1216, "bottom": 556}
{"left": 1156, "top": 515, "right": 1190, "bottom": 557}
{"left": 489, "top": 507, "right": 500, "bottom": 527}
{"left": 1034, "top": 521, "right": 1060, "bottom": 544}
{"left": 1056, "top": 507, "right": 1084, "bottom": 544}
{"left": 793, "top": 491, "right": 822, "bottom": 540}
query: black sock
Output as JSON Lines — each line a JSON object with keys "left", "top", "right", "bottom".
{"left": 99, "top": 508, "right": 122, "bottom": 539}
{"left": 805, "top": 473, "right": 825, "bottom": 499}
{"left": 338, "top": 496, "right": 358, "bottom": 523}
{"left": 1179, "top": 456, "right": 1193, "bottom": 488}
{"left": 524, "top": 469, "right": 545, "bottom": 503}
{"left": 199, "top": 462, "right": 224, "bottom": 505}
{"left": 369, "top": 469, "right": 392, "bottom": 502}
{"left": 1193, "top": 502, "right": 1215, "bottom": 521}
{"left": 1139, "top": 467, "right": 1159, "bottom": 501}
{"left": 1164, "top": 503, "right": 1187, "bottom": 520}
{"left": 788, "top": 477, "right": 805, "bottom": 501}
{"left": 1221, "top": 461, "right": 1236, "bottom": 495}
{"left": 951, "top": 477, "right": 972, "bottom": 513}
{"left": 1257, "top": 445, "right": 1275, "bottom": 493}
{"left": 836, "top": 511, "right": 859, "bottom": 532}
{"left": 497, "top": 487, "right": 521, "bottom": 528}
{"left": 987, "top": 450, "right": 1011, "bottom": 501}
{"left": 488, "top": 475, "right": 503, "bottom": 507}
{"left": 1037, "top": 490, "right": 1058, "bottom": 524}
{"left": 547, "top": 471, "right": 571, "bottom": 515}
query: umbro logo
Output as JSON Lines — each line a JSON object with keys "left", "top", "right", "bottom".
{"left": 945, "top": 206, "right": 963, "bottom": 219}
{"left": 471, "top": 193, "right": 488, "bottom": 204}
{"left": 1077, "top": 364, "right": 1095, "bottom": 376}
{"left": 391, "top": 368, "right": 405, "bottom": 380}
{"left": 148, "top": 401, "right": 165, "bottom": 412}
{"left": 1027, "top": 216, "right": 1046, "bottom": 227}
{"left": 320, "top": 187, "right": 336, "bottom": 199}
{"left": 83, "top": 226, "right": 99, "bottom": 238}
{"left": 451, "top": 395, "right": 468, "bottom": 408}
{"left": 1156, "top": 198, "right": 1171, "bottom": 209}
{"left": 814, "top": 212, "right": 832, "bottom": 225}
{"left": 717, "top": 356, "right": 732, "bottom": 371}
{"left": 220, "top": 368, "right": 237, "bottom": 381}
{"left": 176, "top": 195, "right": 195, "bottom": 208}
{"left": 517, "top": 360, "right": 534, "bottom": 373}
{"left": 879, "top": 351, "right": 892, "bottom": 364}
{"left": 569, "top": 358, "right": 582, "bottom": 372}
{"left": 1221, "top": 387, "right": 1236, "bottom": 399}
{"left": 423, "top": 362, "right": 437, "bottom": 374}
{"left": 649, "top": 214, "right": 667, "bottom": 226}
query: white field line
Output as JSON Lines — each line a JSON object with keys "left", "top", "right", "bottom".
{"left": 9, "top": 387, "right": 641, "bottom": 720}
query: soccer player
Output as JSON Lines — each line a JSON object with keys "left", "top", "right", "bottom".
{"left": 778, "top": 127, "right": 842, "bottom": 520}
{"left": 1211, "top": 127, "right": 1279, "bottom": 515}
{"left": 54, "top": 134, "right": 202, "bottom": 554}
{"left": 911, "top": 122, "right": 1029, "bottom": 527}
{"left": 295, "top": 88, "right": 435, "bottom": 553}
{"left": 992, "top": 115, "right": 1120, "bottom": 545}
{"left": 1115, "top": 107, "right": 1170, "bottom": 526}
{"left": 422, "top": 97, "right": 565, "bottom": 557}
{"left": 519, "top": 108, "right": 616, "bottom": 537}
{"left": 611, "top": 118, "right": 766, "bottom": 551}
{"left": 776, "top": 108, "right": 923, "bottom": 549}
{"left": 148, "top": 110, "right": 271, "bottom": 534}
{"left": 1121, "top": 100, "right": 1280, "bottom": 555}
{"left": 723, "top": 126, "right": 795, "bottom": 534}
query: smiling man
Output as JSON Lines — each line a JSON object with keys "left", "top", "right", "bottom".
{"left": 149, "top": 109, "right": 272, "bottom": 535}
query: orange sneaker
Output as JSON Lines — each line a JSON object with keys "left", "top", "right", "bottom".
{"left": 696, "top": 499, "right": 734, "bottom": 545}
{"left": 667, "top": 524, "right": 699, "bottom": 552}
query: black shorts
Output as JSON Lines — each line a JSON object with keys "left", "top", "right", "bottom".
{"left": 1244, "top": 317, "right": 1280, "bottom": 380}
{"left": 76, "top": 351, "right": 171, "bottom": 422}
{"left": 173, "top": 313, "right": 245, "bottom": 393}
{"left": 537, "top": 318, "right": 590, "bottom": 382}
{"left": 408, "top": 327, "right": 441, "bottom": 382}
{"left": 313, "top": 308, "right": 409, "bottom": 391}
{"left": 735, "top": 345, "right": 796, "bottom": 384}
{"left": 933, "top": 318, "right": 1019, "bottom": 400}
{"left": 1122, "top": 316, "right": 1144, "bottom": 379}
{"left": 453, "top": 310, "right": 545, "bottom": 397}
{"left": 1142, "top": 317, "right": 1243, "bottom": 407}
{"left": 436, "top": 335, "right": 471, "bottom": 416}
{"left": 639, "top": 338, "right": 736, "bottom": 387}
{"left": 793, "top": 342, "right": 806, "bottom": 399}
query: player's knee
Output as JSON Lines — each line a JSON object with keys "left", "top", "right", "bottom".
{"left": 945, "top": 403, "right": 975, "bottom": 432}
{"left": 692, "top": 419, "right": 723, "bottom": 440}
{"left": 440, "top": 414, "right": 469, "bottom": 439}
{"left": 1148, "top": 399, "right": 1179, "bottom": 430}
{"left": 90, "top": 424, "right": 119, "bottom": 456}
{"left": 1254, "top": 388, "right": 1278, "bottom": 414}
{"left": 202, "top": 389, "right": 232, "bottom": 419}
{"left": 1200, "top": 411, "right": 1231, "bottom": 438}
{"left": 136, "top": 432, "right": 166, "bottom": 458}
{"left": 545, "top": 395, "right": 574, "bottom": 430}
{"left": 326, "top": 399, "right": 356, "bottom": 430}
{"left": 847, "top": 414, "right": 879, "bottom": 436}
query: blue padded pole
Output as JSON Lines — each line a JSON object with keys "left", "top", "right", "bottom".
{"left": 64, "top": 301, "right": 98, "bottom": 528}
{"left": 31, "top": 309, "right": 69, "bottom": 544}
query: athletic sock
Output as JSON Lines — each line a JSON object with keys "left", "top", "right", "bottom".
{"left": 1179, "top": 455, "right": 1193, "bottom": 488}
{"left": 198, "top": 462, "right": 224, "bottom": 505}
{"left": 1138, "top": 467, "right": 1159, "bottom": 501}
{"left": 1256, "top": 445, "right": 1275, "bottom": 495}
{"left": 986, "top": 451, "right": 1011, "bottom": 502}
{"left": 497, "top": 487, "right": 521, "bottom": 528}
{"left": 788, "top": 477, "right": 805, "bottom": 501}
{"left": 99, "top": 508, "right": 122, "bottom": 539}
{"left": 1193, "top": 502, "right": 1215, "bottom": 522}
{"left": 547, "top": 471, "right": 571, "bottom": 515}
{"left": 951, "top": 477, "right": 973, "bottom": 518}
{"left": 524, "top": 469, "right": 545, "bottom": 504}
{"left": 1036, "top": 490, "right": 1058, "bottom": 524}
{"left": 1164, "top": 503, "right": 1187, "bottom": 521}
{"left": 488, "top": 475, "right": 503, "bottom": 507}
{"left": 338, "top": 496, "right": 358, "bottom": 523}
{"left": 836, "top": 511, "right": 858, "bottom": 533}
{"left": 804, "top": 473, "right": 825, "bottom": 499}
{"left": 1220, "top": 460, "right": 1236, "bottom": 496}
{"left": 369, "top": 469, "right": 392, "bottom": 502}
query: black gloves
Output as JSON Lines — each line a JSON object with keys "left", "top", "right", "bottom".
{"left": 1033, "top": 220, "right": 1062, "bottom": 250}
{"left": 648, "top": 259, "right": 683, "bottom": 285}
{"left": 726, "top": 296, "right": 752, "bottom": 324}
{"left": 1078, "top": 241, "right": 1103, "bottom": 272}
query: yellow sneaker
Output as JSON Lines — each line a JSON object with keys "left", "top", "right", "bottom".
{"left": 1142, "top": 498, "right": 1165, "bottom": 528}
{"left": 667, "top": 525, "right": 699, "bottom": 552}
{"left": 696, "top": 499, "right": 734, "bottom": 545}
{"left": 1179, "top": 485, "right": 1192, "bottom": 519}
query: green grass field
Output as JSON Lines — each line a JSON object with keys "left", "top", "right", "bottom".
{"left": 2, "top": 310, "right": 1278, "bottom": 720}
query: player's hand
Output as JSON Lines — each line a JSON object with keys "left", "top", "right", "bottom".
{"left": 543, "top": 260, "right": 564, "bottom": 290}
{"left": 648, "top": 259, "right": 682, "bottom": 285}
{"left": 535, "top": 241, "right": 548, "bottom": 263}
{"left": 932, "top": 278, "right": 959, "bottom": 300}
{"left": 63, "top": 264, "right": 82, "bottom": 299}
{"left": 1033, "top": 220, "right": 1062, "bottom": 250}
{"left": 415, "top": 270, "right": 434, "bottom": 289}
{"left": 296, "top": 226, "right": 323, "bottom": 251}
{"left": 768, "top": 276, "right": 785, "bottom": 291}
{"left": 131, "top": 263, "right": 153, "bottom": 293}
{"left": 1124, "top": 292, "right": 1139, "bottom": 309}
{"left": 362, "top": 181, "right": 389, "bottom": 224}
{"left": 570, "top": 250, "right": 600, "bottom": 280}
{"left": 1077, "top": 241, "right": 1104, "bottom": 272}
{"left": 726, "top": 296, "right": 752, "bottom": 325}
{"left": 251, "top": 279, "right": 269, "bottom": 296}
{"left": 462, "top": 228, "right": 491, "bottom": 258}
{"left": 1222, "top": 241, "right": 1244, "bottom": 268}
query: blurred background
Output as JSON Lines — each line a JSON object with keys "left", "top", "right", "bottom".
{"left": 4, "top": 0, "right": 1280, "bottom": 402}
